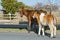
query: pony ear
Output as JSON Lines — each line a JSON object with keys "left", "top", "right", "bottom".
{"left": 20, "top": 6, "right": 24, "bottom": 9}
{"left": 19, "top": 6, "right": 24, "bottom": 11}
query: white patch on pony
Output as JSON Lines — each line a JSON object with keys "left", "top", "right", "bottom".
{"left": 33, "top": 16, "right": 35, "bottom": 18}
{"left": 42, "top": 26, "right": 45, "bottom": 36}
{"left": 38, "top": 27, "right": 41, "bottom": 35}
{"left": 40, "top": 13, "right": 45, "bottom": 23}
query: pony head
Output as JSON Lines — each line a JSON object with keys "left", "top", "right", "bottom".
{"left": 19, "top": 7, "right": 24, "bottom": 17}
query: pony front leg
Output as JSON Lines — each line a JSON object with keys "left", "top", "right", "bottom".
{"left": 54, "top": 26, "right": 56, "bottom": 37}
{"left": 42, "top": 25, "right": 45, "bottom": 36}
{"left": 28, "top": 21, "right": 31, "bottom": 33}
{"left": 38, "top": 24, "right": 42, "bottom": 35}
{"left": 27, "top": 16, "right": 31, "bottom": 33}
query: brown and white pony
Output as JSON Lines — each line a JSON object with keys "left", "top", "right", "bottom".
{"left": 33, "top": 12, "right": 57, "bottom": 38}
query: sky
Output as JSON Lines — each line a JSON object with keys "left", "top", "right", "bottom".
{"left": 18, "top": 0, "right": 60, "bottom": 6}
{"left": 18, "top": 0, "right": 48, "bottom": 6}
{"left": 0, "top": 0, "right": 60, "bottom": 10}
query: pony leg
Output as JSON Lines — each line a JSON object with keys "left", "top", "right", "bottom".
{"left": 27, "top": 17, "right": 31, "bottom": 33}
{"left": 38, "top": 24, "right": 42, "bottom": 35}
{"left": 49, "top": 25, "right": 54, "bottom": 38}
{"left": 28, "top": 20, "right": 31, "bottom": 33}
{"left": 42, "top": 25, "right": 45, "bottom": 36}
{"left": 28, "top": 21, "right": 31, "bottom": 33}
{"left": 53, "top": 25, "right": 56, "bottom": 37}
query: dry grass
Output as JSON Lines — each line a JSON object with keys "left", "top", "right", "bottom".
{"left": 46, "top": 30, "right": 60, "bottom": 34}
{"left": 0, "top": 28, "right": 28, "bottom": 33}
{"left": 0, "top": 28, "right": 59, "bottom": 34}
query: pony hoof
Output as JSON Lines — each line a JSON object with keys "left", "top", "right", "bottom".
{"left": 50, "top": 36, "right": 53, "bottom": 39}
{"left": 38, "top": 34, "right": 41, "bottom": 37}
{"left": 50, "top": 36, "right": 56, "bottom": 39}
{"left": 38, "top": 35, "right": 40, "bottom": 37}
{"left": 53, "top": 36, "right": 56, "bottom": 38}
{"left": 50, "top": 37, "right": 53, "bottom": 39}
{"left": 28, "top": 32, "right": 30, "bottom": 33}
{"left": 37, "top": 34, "right": 40, "bottom": 36}
{"left": 38, "top": 34, "right": 40, "bottom": 36}
{"left": 42, "top": 35, "right": 44, "bottom": 37}
{"left": 28, "top": 31, "right": 30, "bottom": 33}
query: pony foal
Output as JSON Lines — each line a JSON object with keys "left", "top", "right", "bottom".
{"left": 33, "top": 12, "right": 57, "bottom": 38}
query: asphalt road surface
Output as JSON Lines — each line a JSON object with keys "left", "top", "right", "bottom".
{"left": 0, "top": 22, "right": 60, "bottom": 40}
{"left": 0, "top": 32, "right": 60, "bottom": 40}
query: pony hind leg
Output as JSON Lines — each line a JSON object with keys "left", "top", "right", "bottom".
{"left": 53, "top": 25, "right": 57, "bottom": 38}
{"left": 49, "top": 25, "right": 54, "bottom": 38}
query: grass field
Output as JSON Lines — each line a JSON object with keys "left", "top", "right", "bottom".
{"left": 0, "top": 28, "right": 60, "bottom": 34}
{"left": 46, "top": 30, "right": 60, "bottom": 34}
{"left": 0, "top": 28, "right": 28, "bottom": 33}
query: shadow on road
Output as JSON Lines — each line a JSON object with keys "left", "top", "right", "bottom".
{"left": 45, "top": 32, "right": 50, "bottom": 38}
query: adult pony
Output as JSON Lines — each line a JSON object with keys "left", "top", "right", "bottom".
{"left": 19, "top": 7, "right": 37, "bottom": 33}
{"left": 33, "top": 12, "right": 57, "bottom": 38}
{"left": 19, "top": 7, "right": 47, "bottom": 33}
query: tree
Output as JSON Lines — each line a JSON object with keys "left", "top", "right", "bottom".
{"left": 33, "top": 3, "right": 44, "bottom": 10}
{"left": 44, "top": 4, "right": 58, "bottom": 13}
{"left": 1, "top": 0, "right": 25, "bottom": 14}
{"left": 47, "top": 0, "right": 58, "bottom": 14}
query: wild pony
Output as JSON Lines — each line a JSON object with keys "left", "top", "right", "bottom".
{"left": 19, "top": 7, "right": 47, "bottom": 33}
{"left": 33, "top": 12, "right": 57, "bottom": 38}
{"left": 19, "top": 7, "right": 36, "bottom": 33}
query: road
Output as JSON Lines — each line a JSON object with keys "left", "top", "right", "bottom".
{"left": 0, "top": 32, "right": 60, "bottom": 40}
{"left": 0, "top": 22, "right": 60, "bottom": 40}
